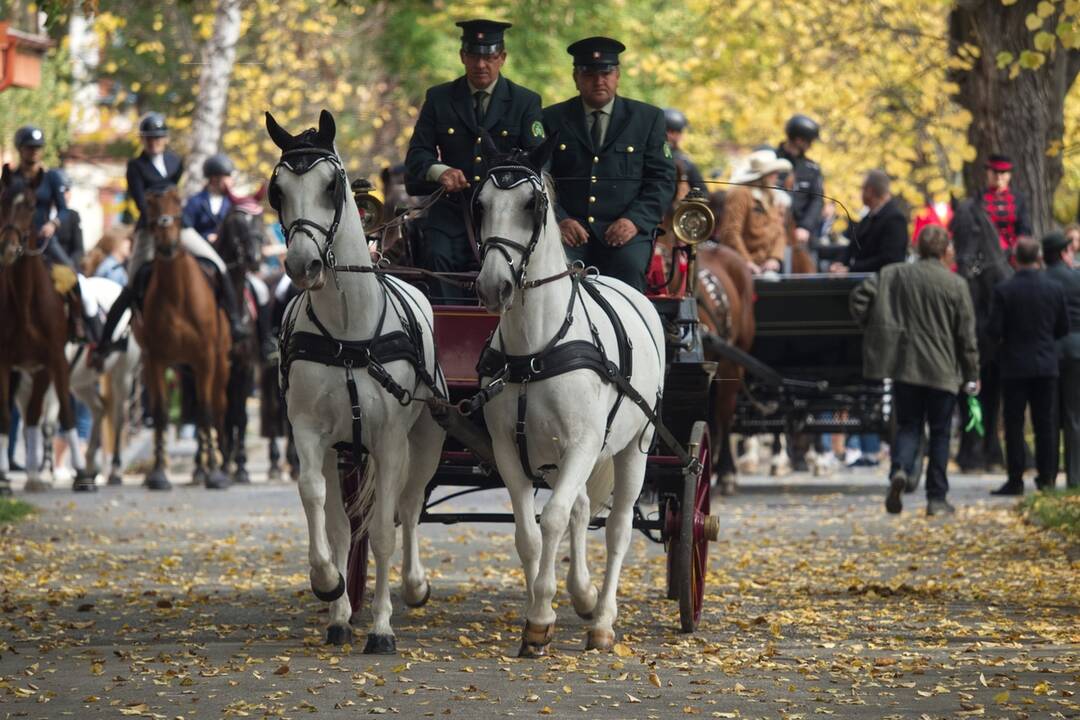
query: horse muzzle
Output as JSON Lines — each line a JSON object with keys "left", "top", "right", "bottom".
{"left": 287, "top": 256, "right": 325, "bottom": 290}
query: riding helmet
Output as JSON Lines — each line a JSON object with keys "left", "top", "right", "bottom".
{"left": 14, "top": 126, "right": 45, "bottom": 148}
{"left": 664, "top": 108, "right": 688, "bottom": 132}
{"left": 203, "top": 153, "right": 234, "bottom": 178}
{"left": 138, "top": 112, "right": 169, "bottom": 137}
{"left": 784, "top": 114, "right": 820, "bottom": 142}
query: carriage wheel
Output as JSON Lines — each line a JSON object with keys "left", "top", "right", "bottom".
{"left": 664, "top": 421, "right": 719, "bottom": 633}
{"left": 340, "top": 453, "right": 370, "bottom": 616}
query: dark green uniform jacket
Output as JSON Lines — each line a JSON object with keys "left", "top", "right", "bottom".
{"left": 543, "top": 95, "right": 674, "bottom": 290}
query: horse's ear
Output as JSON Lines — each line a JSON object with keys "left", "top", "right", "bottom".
{"left": 265, "top": 111, "right": 294, "bottom": 151}
{"left": 527, "top": 131, "right": 559, "bottom": 173}
{"left": 318, "top": 109, "right": 336, "bottom": 145}
{"left": 479, "top": 129, "right": 499, "bottom": 163}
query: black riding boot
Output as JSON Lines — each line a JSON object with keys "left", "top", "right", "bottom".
{"left": 218, "top": 273, "right": 250, "bottom": 341}
{"left": 92, "top": 286, "right": 134, "bottom": 366}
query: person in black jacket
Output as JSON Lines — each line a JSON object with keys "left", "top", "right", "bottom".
{"left": 1043, "top": 231, "right": 1080, "bottom": 488}
{"left": 987, "top": 237, "right": 1070, "bottom": 495}
{"left": 776, "top": 114, "right": 824, "bottom": 245}
{"left": 53, "top": 170, "right": 84, "bottom": 269}
{"left": 826, "top": 170, "right": 909, "bottom": 274}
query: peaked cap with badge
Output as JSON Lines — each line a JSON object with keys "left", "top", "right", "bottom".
{"left": 542, "top": 36, "right": 675, "bottom": 292}
{"left": 405, "top": 18, "right": 545, "bottom": 298}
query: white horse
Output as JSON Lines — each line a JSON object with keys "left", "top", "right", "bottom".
{"left": 14, "top": 276, "right": 140, "bottom": 488}
{"left": 473, "top": 139, "right": 666, "bottom": 656}
{"left": 266, "top": 110, "right": 445, "bottom": 652}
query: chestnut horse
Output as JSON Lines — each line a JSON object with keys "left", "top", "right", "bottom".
{"left": 135, "top": 189, "right": 231, "bottom": 490}
{"left": 0, "top": 168, "right": 94, "bottom": 492}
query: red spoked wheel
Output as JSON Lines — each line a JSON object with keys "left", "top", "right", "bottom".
{"left": 339, "top": 452, "right": 370, "bottom": 616}
{"left": 664, "top": 421, "right": 718, "bottom": 633}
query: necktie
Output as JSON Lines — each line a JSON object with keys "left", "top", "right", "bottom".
{"left": 474, "top": 91, "right": 486, "bottom": 125}
{"left": 590, "top": 110, "right": 604, "bottom": 148}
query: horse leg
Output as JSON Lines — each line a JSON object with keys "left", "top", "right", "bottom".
{"left": 363, "top": 448, "right": 407, "bottom": 655}
{"left": 523, "top": 449, "right": 596, "bottom": 658}
{"left": 323, "top": 451, "right": 354, "bottom": 646}
{"left": 55, "top": 358, "right": 95, "bottom": 492}
{"left": 398, "top": 409, "right": 442, "bottom": 609}
{"left": 0, "top": 367, "right": 11, "bottom": 495}
{"left": 584, "top": 448, "right": 647, "bottom": 652}
{"left": 268, "top": 436, "right": 282, "bottom": 482}
{"left": 498, "top": 444, "right": 542, "bottom": 648}
{"left": 196, "top": 355, "right": 229, "bottom": 490}
{"left": 294, "top": 424, "right": 343, "bottom": 605}
{"left": 144, "top": 360, "right": 171, "bottom": 491}
{"left": 567, "top": 490, "right": 598, "bottom": 620}
{"left": 107, "top": 354, "right": 134, "bottom": 486}
{"left": 232, "top": 365, "right": 251, "bottom": 484}
{"left": 23, "top": 370, "right": 52, "bottom": 492}
{"left": 714, "top": 362, "right": 740, "bottom": 495}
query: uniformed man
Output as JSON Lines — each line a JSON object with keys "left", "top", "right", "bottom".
{"left": 776, "top": 114, "right": 824, "bottom": 245}
{"left": 663, "top": 108, "right": 705, "bottom": 193}
{"left": 544, "top": 37, "right": 675, "bottom": 292}
{"left": 405, "top": 18, "right": 545, "bottom": 300}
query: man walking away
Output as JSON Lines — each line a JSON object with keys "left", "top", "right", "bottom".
{"left": 1044, "top": 231, "right": 1080, "bottom": 488}
{"left": 988, "top": 237, "right": 1070, "bottom": 495}
{"left": 850, "top": 226, "right": 979, "bottom": 516}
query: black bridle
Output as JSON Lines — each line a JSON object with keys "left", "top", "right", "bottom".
{"left": 473, "top": 163, "right": 553, "bottom": 290}
{"left": 270, "top": 147, "right": 348, "bottom": 270}
{"left": 149, "top": 211, "right": 182, "bottom": 260}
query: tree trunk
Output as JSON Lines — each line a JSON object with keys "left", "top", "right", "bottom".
{"left": 183, "top": 0, "right": 242, "bottom": 198}
{"left": 948, "top": 0, "right": 1080, "bottom": 236}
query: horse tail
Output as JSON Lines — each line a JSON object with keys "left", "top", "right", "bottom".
{"left": 344, "top": 455, "right": 377, "bottom": 541}
{"left": 586, "top": 457, "right": 616, "bottom": 518}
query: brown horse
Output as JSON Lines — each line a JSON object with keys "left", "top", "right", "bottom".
{"left": 134, "top": 188, "right": 231, "bottom": 490}
{"left": 0, "top": 167, "right": 95, "bottom": 492}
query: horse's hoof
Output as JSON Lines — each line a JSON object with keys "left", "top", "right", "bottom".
{"left": 326, "top": 624, "right": 352, "bottom": 646}
{"left": 518, "top": 621, "right": 554, "bottom": 658}
{"left": 719, "top": 474, "right": 737, "bottom": 496}
{"left": 233, "top": 467, "right": 250, "bottom": 485}
{"left": 585, "top": 628, "right": 616, "bottom": 652}
{"left": 312, "top": 572, "right": 346, "bottom": 603}
{"left": 268, "top": 466, "right": 282, "bottom": 482}
{"left": 204, "top": 470, "right": 231, "bottom": 490}
{"left": 144, "top": 470, "right": 171, "bottom": 491}
{"left": 0, "top": 479, "right": 12, "bottom": 497}
{"left": 362, "top": 633, "right": 397, "bottom": 655}
{"left": 192, "top": 467, "right": 209, "bottom": 487}
{"left": 404, "top": 580, "right": 431, "bottom": 608}
{"left": 107, "top": 472, "right": 123, "bottom": 486}
{"left": 72, "top": 471, "right": 98, "bottom": 492}
{"left": 25, "top": 478, "right": 53, "bottom": 493}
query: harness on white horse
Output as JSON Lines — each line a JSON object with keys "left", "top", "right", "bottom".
{"left": 466, "top": 159, "right": 701, "bottom": 482}
{"left": 273, "top": 145, "right": 445, "bottom": 463}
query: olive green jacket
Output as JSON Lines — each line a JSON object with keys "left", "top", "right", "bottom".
{"left": 850, "top": 258, "right": 979, "bottom": 393}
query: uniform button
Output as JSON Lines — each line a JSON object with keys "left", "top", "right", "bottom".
{"left": 476, "top": 137, "right": 482, "bottom": 143}
{"left": 473, "top": 175, "right": 481, "bottom": 182}
{"left": 448, "top": 127, "right": 455, "bottom": 134}
{"left": 500, "top": 130, "right": 508, "bottom": 137}
{"left": 474, "top": 156, "right": 482, "bottom": 163}
{"left": 593, "top": 156, "right": 599, "bottom": 163}
{"left": 588, "top": 216, "right": 595, "bottom": 223}
{"left": 591, "top": 176, "right": 597, "bottom": 183}
{"left": 559, "top": 143, "right": 567, "bottom": 151}
{"left": 627, "top": 146, "right": 634, "bottom": 152}
{"left": 589, "top": 196, "right": 596, "bottom": 203}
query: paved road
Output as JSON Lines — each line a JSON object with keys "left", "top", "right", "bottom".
{"left": 1, "top": 442, "right": 1077, "bottom": 719}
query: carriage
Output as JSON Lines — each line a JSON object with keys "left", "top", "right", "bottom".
{"left": 336, "top": 182, "right": 723, "bottom": 634}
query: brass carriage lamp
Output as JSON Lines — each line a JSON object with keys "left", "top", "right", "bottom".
{"left": 350, "top": 177, "right": 384, "bottom": 234}
{"left": 670, "top": 187, "right": 716, "bottom": 293}
{"left": 0, "top": 21, "right": 52, "bottom": 92}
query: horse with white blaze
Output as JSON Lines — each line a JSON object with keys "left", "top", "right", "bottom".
{"left": 473, "top": 136, "right": 666, "bottom": 656}
{"left": 266, "top": 110, "right": 446, "bottom": 653}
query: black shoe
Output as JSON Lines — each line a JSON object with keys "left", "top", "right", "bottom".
{"left": 991, "top": 482, "right": 1024, "bottom": 496}
{"left": 885, "top": 471, "right": 906, "bottom": 514}
{"left": 926, "top": 498, "right": 956, "bottom": 516}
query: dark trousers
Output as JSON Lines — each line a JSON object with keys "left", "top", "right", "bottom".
{"left": 564, "top": 238, "right": 652, "bottom": 293}
{"left": 1002, "top": 376, "right": 1058, "bottom": 487}
{"left": 958, "top": 359, "right": 1004, "bottom": 468}
{"left": 421, "top": 226, "right": 477, "bottom": 303}
{"left": 1060, "top": 360, "right": 1080, "bottom": 488}
{"left": 890, "top": 382, "right": 957, "bottom": 500}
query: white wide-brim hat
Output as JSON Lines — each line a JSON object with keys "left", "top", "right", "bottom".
{"left": 729, "top": 149, "right": 793, "bottom": 184}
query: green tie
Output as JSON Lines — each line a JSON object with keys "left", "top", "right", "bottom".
{"left": 590, "top": 110, "right": 603, "bottom": 148}
{"left": 474, "top": 91, "right": 486, "bottom": 125}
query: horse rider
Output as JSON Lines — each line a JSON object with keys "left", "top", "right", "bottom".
{"left": 3, "top": 125, "right": 103, "bottom": 343}
{"left": 544, "top": 37, "right": 675, "bottom": 293}
{"left": 94, "top": 113, "right": 247, "bottom": 366}
{"left": 183, "top": 153, "right": 234, "bottom": 244}
{"left": 663, "top": 108, "right": 705, "bottom": 193}
{"left": 405, "top": 18, "right": 545, "bottom": 301}
{"left": 776, "top": 114, "right": 825, "bottom": 247}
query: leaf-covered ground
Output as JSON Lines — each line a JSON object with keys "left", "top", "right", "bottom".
{"left": 0, "top": 471, "right": 1076, "bottom": 719}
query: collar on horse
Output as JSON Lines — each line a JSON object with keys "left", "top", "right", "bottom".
{"left": 271, "top": 147, "right": 348, "bottom": 271}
